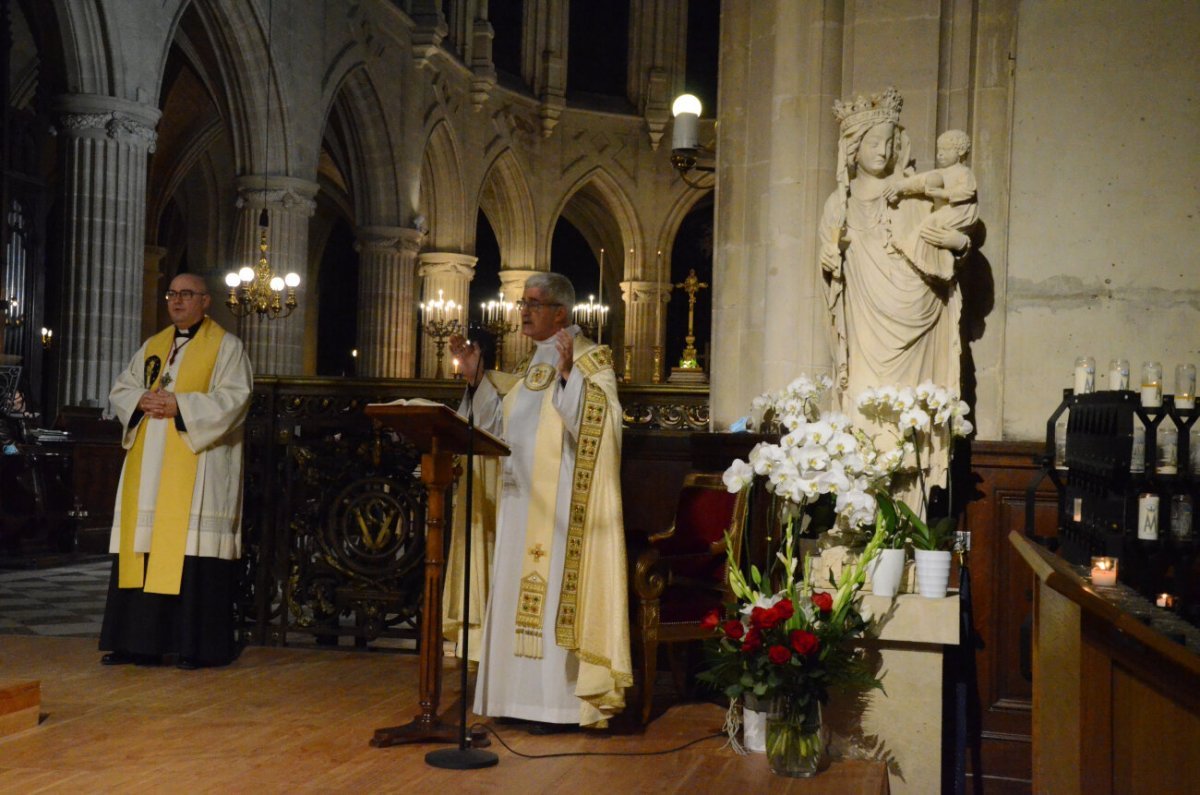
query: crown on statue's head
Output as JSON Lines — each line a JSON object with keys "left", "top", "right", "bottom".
{"left": 833, "top": 87, "right": 903, "bottom": 134}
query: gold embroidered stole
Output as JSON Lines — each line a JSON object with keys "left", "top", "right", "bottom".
{"left": 505, "top": 345, "right": 613, "bottom": 659}
{"left": 506, "top": 362, "right": 560, "bottom": 658}
{"left": 553, "top": 346, "right": 611, "bottom": 649}
{"left": 118, "top": 318, "right": 224, "bottom": 595}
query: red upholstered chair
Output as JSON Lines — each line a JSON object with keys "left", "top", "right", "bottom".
{"left": 630, "top": 472, "right": 749, "bottom": 724}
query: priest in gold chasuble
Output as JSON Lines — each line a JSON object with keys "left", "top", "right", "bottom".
{"left": 99, "top": 273, "right": 253, "bottom": 669}
{"left": 445, "top": 272, "right": 631, "bottom": 729}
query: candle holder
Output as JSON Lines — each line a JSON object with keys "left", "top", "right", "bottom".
{"left": 651, "top": 345, "right": 663, "bottom": 384}
{"left": 0, "top": 296, "right": 23, "bottom": 328}
{"left": 572, "top": 295, "right": 609, "bottom": 342}
{"left": 480, "top": 293, "right": 518, "bottom": 372}
{"left": 623, "top": 345, "right": 634, "bottom": 384}
{"left": 1089, "top": 556, "right": 1118, "bottom": 587}
{"left": 420, "top": 289, "right": 463, "bottom": 380}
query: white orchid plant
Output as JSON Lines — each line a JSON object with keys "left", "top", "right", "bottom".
{"left": 722, "top": 376, "right": 973, "bottom": 552}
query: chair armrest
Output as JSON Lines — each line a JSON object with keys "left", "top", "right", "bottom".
{"left": 631, "top": 545, "right": 668, "bottom": 601}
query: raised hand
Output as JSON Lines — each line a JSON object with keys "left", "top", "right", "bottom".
{"left": 555, "top": 329, "right": 574, "bottom": 383}
{"left": 449, "top": 333, "right": 483, "bottom": 386}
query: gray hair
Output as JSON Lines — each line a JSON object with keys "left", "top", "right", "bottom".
{"left": 525, "top": 271, "right": 576, "bottom": 308}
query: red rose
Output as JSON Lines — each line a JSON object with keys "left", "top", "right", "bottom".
{"left": 768, "top": 645, "right": 792, "bottom": 665}
{"left": 742, "top": 628, "right": 763, "bottom": 653}
{"left": 790, "top": 629, "right": 820, "bottom": 656}
{"left": 774, "top": 599, "right": 795, "bottom": 621}
{"left": 722, "top": 619, "right": 745, "bottom": 640}
{"left": 811, "top": 592, "right": 833, "bottom": 614}
{"left": 749, "top": 606, "right": 771, "bottom": 629}
{"left": 700, "top": 608, "right": 721, "bottom": 631}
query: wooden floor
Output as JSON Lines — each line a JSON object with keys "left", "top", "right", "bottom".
{"left": 0, "top": 636, "right": 888, "bottom": 793}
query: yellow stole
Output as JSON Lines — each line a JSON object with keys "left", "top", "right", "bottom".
{"left": 118, "top": 318, "right": 224, "bottom": 595}
{"left": 506, "top": 345, "right": 611, "bottom": 659}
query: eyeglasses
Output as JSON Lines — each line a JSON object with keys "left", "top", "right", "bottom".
{"left": 164, "top": 290, "right": 208, "bottom": 301}
{"left": 515, "top": 300, "right": 562, "bottom": 312}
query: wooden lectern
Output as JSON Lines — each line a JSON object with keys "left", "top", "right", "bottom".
{"left": 364, "top": 403, "right": 509, "bottom": 747}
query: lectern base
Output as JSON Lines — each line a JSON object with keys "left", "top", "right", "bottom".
{"left": 369, "top": 716, "right": 458, "bottom": 748}
{"left": 425, "top": 747, "right": 499, "bottom": 770}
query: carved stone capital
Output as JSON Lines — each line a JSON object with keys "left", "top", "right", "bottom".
{"left": 235, "top": 175, "right": 319, "bottom": 217}
{"left": 620, "top": 280, "right": 673, "bottom": 304}
{"left": 52, "top": 94, "right": 161, "bottom": 151}
{"left": 417, "top": 252, "right": 479, "bottom": 280}
{"left": 355, "top": 226, "right": 424, "bottom": 256}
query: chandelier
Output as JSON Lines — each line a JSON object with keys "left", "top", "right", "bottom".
{"left": 222, "top": 0, "right": 298, "bottom": 320}
{"left": 223, "top": 210, "right": 299, "bottom": 319}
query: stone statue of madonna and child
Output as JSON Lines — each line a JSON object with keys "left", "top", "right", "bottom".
{"left": 818, "top": 86, "right": 977, "bottom": 514}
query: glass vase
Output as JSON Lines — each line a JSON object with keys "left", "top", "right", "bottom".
{"left": 766, "top": 697, "right": 825, "bottom": 777}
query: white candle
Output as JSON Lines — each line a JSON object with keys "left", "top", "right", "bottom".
{"left": 1090, "top": 556, "right": 1118, "bottom": 587}
{"left": 1074, "top": 357, "right": 1095, "bottom": 394}
{"left": 1137, "top": 494, "right": 1159, "bottom": 541}
{"left": 1141, "top": 361, "right": 1163, "bottom": 408}
{"left": 1155, "top": 593, "right": 1175, "bottom": 609}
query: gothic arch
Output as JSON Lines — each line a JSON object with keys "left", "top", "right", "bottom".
{"left": 655, "top": 188, "right": 714, "bottom": 279}
{"left": 321, "top": 66, "right": 402, "bottom": 226}
{"left": 420, "top": 118, "right": 468, "bottom": 252}
{"left": 547, "top": 167, "right": 643, "bottom": 285}
{"left": 476, "top": 149, "right": 536, "bottom": 269}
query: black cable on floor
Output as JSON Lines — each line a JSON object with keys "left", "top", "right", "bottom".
{"left": 471, "top": 722, "right": 724, "bottom": 760}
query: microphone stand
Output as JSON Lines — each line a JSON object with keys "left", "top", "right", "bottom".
{"left": 426, "top": 343, "right": 499, "bottom": 770}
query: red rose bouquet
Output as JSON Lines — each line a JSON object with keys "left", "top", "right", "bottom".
{"left": 699, "top": 519, "right": 884, "bottom": 772}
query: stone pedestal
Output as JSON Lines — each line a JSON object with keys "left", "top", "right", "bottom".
{"left": 355, "top": 227, "right": 423, "bottom": 378}
{"left": 825, "top": 592, "right": 960, "bottom": 795}
{"left": 53, "top": 94, "right": 159, "bottom": 409}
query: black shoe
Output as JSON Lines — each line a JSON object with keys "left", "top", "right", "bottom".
{"left": 526, "top": 721, "right": 580, "bottom": 736}
{"left": 100, "top": 652, "right": 133, "bottom": 666}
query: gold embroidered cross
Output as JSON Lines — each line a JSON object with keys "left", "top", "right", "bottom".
{"left": 528, "top": 543, "right": 547, "bottom": 562}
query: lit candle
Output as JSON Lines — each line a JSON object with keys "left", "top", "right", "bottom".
{"left": 1108, "top": 358, "right": 1130, "bottom": 390}
{"left": 1090, "top": 556, "right": 1118, "bottom": 587}
{"left": 1074, "top": 356, "right": 1095, "bottom": 394}
{"left": 1141, "top": 361, "right": 1163, "bottom": 408}
{"left": 1155, "top": 593, "right": 1176, "bottom": 609}
{"left": 452, "top": 357, "right": 460, "bottom": 377}
{"left": 1176, "top": 363, "right": 1196, "bottom": 410}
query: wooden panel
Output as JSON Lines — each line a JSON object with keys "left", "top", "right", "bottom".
{"left": 621, "top": 429, "right": 694, "bottom": 539}
{"left": 1111, "top": 662, "right": 1200, "bottom": 793}
{"left": 1032, "top": 582, "right": 1081, "bottom": 795}
{"left": 0, "top": 679, "right": 40, "bottom": 738}
{"left": 963, "top": 441, "right": 1057, "bottom": 792}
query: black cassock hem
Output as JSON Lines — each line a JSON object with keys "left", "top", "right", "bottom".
{"left": 99, "top": 554, "right": 239, "bottom": 666}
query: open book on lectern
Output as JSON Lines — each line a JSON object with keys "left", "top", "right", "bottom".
{"left": 364, "top": 397, "right": 510, "bottom": 456}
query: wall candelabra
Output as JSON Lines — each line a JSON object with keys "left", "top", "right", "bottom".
{"left": 479, "top": 293, "right": 518, "bottom": 372}
{"left": 420, "top": 289, "right": 462, "bottom": 379}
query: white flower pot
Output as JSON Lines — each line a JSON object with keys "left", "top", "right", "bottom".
{"left": 867, "top": 548, "right": 906, "bottom": 597}
{"left": 743, "top": 700, "right": 768, "bottom": 753}
{"left": 914, "top": 549, "right": 952, "bottom": 598}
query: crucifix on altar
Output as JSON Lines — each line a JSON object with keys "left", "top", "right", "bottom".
{"left": 667, "top": 268, "right": 709, "bottom": 384}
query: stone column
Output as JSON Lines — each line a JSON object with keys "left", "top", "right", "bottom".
{"left": 498, "top": 267, "right": 538, "bottom": 370}
{"left": 142, "top": 245, "right": 168, "bottom": 342}
{"left": 53, "top": 94, "right": 159, "bottom": 408}
{"left": 355, "top": 226, "right": 424, "bottom": 378}
{"left": 232, "top": 176, "right": 318, "bottom": 376}
{"left": 627, "top": 0, "right": 687, "bottom": 149}
{"left": 620, "top": 279, "right": 671, "bottom": 383}
{"left": 417, "top": 252, "right": 477, "bottom": 378}
{"left": 711, "top": 2, "right": 841, "bottom": 428}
